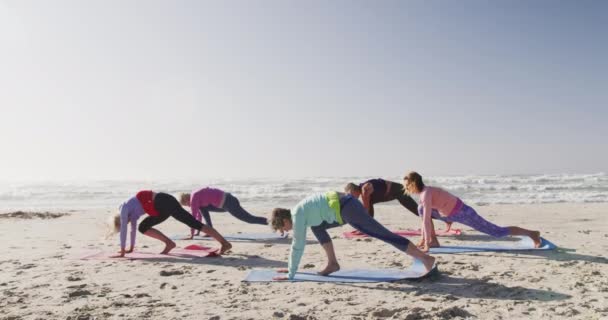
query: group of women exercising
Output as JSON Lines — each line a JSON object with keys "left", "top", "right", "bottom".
{"left": 112, "top": 172, "right": 542, "bottom": 280}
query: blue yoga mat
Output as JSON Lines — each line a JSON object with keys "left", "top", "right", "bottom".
{"left": 429, "top": 236, "right": 556, "bottom": 254}
{"left": 172, "top": 233, "right": 288, "bottom": 241}
{"left": 244, "top": 260, "right": 437, "bottom": 283}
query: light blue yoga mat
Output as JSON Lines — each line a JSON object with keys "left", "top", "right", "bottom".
{"left": 244, "top": 260, "right": 437, "bottom": 283}
{"left": 172, "top": 233, "right": 288, "bottom": 241}
{"left": 429, "top": 237, "right": 556, "bottom": 254}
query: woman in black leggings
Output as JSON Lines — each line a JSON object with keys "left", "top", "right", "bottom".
{"left": 113, "top": 190, "right": 232, "bottom": 257}
{"left": 345, "top": 179, "right": 452, "bottom": 231}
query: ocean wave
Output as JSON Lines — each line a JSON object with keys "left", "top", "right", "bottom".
{"left": 1, "top": 173, "right": 607, "bottom": 210}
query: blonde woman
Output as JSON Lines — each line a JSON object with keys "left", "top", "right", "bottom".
{"left": 179, "top": 187, "right": 267, "bottom": 238}
{"left": 111, "top": 190, "right": 232, "bottom": 257}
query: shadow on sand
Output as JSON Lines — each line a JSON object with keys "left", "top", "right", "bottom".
{"left": 335, "top": 272, "right": 571, "bottom": 302}
{"left": 475, "top": 247, "right": 608, "bottom": 265}
{"left": 134, "top": 253, "right": 288, "bottom": 269}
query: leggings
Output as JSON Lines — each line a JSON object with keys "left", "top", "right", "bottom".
{"left": 198, "top": 193, "right": 267, "bottom": 228}
{"left": 420, "top": 203, "right": 509, "bottom": 237}
{"left": 138, "top": 193, "right": 204, "bottom": 233}
{"left": 311, "top": 195, "right": 410, "bottom": 251}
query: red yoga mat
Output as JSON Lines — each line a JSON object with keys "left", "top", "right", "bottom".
{"left": 80, "top": 245, "right": 220, "bottom": 260}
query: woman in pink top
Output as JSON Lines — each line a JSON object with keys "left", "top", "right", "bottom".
{"left": 404, "top": 171, "right": 541, "bottom": 252}
{"left": 179, "top": 187, "right": 268, "bottom": 238}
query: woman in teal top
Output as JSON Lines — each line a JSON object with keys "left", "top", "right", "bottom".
{"left": 269, "top": 192, "right": 437, "bottom": 280}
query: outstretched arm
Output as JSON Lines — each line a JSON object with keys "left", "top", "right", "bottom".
{"left": 200, "top": 207, "right": 213, "bottom": 228}
{"left": 420, "top": 193, "right": 435, "bottom": 251}
{"left": 112, "top": 206, "right": 129, "bottom": 258}
{"left": 128, "top": 216, "right": 137, "bottom": 253}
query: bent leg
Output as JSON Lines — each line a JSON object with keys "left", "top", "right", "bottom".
{"left": 311, "top": 221, "right": 341, "bottom": 275}
{"left": 137, "top": 214, "right": 174, "bottom": 253}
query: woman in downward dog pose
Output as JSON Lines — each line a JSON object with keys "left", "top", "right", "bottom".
{"left": 404, "top": 171, "right": 541, "bottom": 251}
{"left": 179, "top": 187, "right": 268, "bottom": 238}
{"left": 111, "top": 190, "right": 232, "bottom": 257}
{"left": 345, "top": 178, "right": 452, "bottom": 231}
{"left": 269, "top": 192, "right": 436, "bottom": 280}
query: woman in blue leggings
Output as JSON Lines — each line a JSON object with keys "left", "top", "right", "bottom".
{"left": 269, "top": 192, "right": 436, "bottom": 280}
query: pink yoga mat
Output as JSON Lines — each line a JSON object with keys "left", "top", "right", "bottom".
{"left": 80, "top": 245, "right": 220, "bottom": 260}
{"left": 343, "top": 229, "right": 462, "bottom": 239}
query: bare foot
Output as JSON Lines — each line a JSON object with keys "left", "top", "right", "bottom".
{"left": 428, "top": 238, "right": 440, "bottom": 248}
{"left": 530, "top": 231, "right": 541, "bottom": 248}
{"left": 318, "top": 263, "right": 340, "bottom": 276}
{"left": 161, "top": 241, "right": 176, "bottom": 254}
{"left": 220, "top": 241, "right": 232, "bottom": 254}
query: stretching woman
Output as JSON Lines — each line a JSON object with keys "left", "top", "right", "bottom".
{"left": 269, "top": 192, "right": 436, "bottom": 280}
{"left": 179, "top": 187, "right": 267, "bottom": 238}
{"left": 404, "top": 172, "right": 541, "bottom": 251}
{"left": 345, "top": 178, "right": 452, "bottom": 230}
{"left": 111, "top": 190, "right": 232, "bottom": 257}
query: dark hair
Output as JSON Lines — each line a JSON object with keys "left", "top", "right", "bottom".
{"left": 405, "top": 171, "right": 425, "bottom": 192}
{"left": 344, "top": 183, "right": 361, "bottom": 193}
{"left": 269, "top": 208, "right": 291, "bottom": 231}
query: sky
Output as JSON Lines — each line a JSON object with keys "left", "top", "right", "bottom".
{"left": 0, "top": 0, "right": 606, "bottom": 181}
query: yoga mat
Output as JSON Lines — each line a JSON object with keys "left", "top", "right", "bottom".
{"left": 80, "top": 246, "right": 220, "bottom": 260}
{"left": 343, "top": 229, "right": 461, "bottom": 239}
{"left": 172, "top": 233, "right": 288, "bottom": 241}
{"left": 428, "top": 236, "right": 556, "bottom": 254}
{"left": 243, "top": 260, "right": 437, "bottom": 283}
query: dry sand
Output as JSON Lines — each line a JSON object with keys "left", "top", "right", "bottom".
{"left": 0, "top": 203, "right": 606, "bottom": 319}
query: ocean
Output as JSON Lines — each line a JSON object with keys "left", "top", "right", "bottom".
{"left": 1, "top": 173, "right": 607, "bottom": 211}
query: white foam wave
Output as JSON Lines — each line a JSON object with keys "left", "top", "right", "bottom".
{"left": 0, "top": 173, "right": 607, "bottom": 211}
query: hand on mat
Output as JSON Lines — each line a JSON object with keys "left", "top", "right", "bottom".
{"left": 445, "top": 221, "right": 453, "bottom": 232}
{"left": 350, "top": 230, "right": 364, "bottom": 236}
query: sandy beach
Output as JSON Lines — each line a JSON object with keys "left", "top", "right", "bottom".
{"left": 0, "top": 203, "right": 606, "bottom": 320}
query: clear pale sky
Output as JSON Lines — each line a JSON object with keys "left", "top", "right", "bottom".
{"left": 1, "top": 1, "right": 606, "bottom": 181}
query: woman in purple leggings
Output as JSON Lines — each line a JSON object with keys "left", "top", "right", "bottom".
{"left": 404, "top": 171, "right": 541, "bottom": 252}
